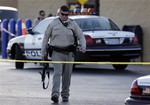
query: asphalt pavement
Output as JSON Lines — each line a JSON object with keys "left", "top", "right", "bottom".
{"left": 0, "top": 61, "right": 150, "bottom": 105}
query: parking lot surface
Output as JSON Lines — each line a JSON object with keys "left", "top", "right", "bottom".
{"left": 0, "top": 62, "right": 150, "bottom": 105}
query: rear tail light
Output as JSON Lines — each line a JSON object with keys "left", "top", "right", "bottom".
{"left": 131, "top": 80, "right": 142, "bottom": 95}
{"left": 133, "top": 34, "right": 139, "bottom": 44}
{"left": 84, "top": 35, "right": 95, "bottom": 45}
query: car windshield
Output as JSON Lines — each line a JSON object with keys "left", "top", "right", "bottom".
{"left": 74, "top": 18, "right": 120, "bottom": 31}
{"left": 32, "top": 17, "right": 120, "bottom": 34}
{"left": 32, "top": 18, "right": 54, "bottom": 34}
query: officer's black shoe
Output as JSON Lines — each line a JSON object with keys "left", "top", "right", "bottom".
{"left": 62, "top": 97, "right": 69, "bottom": 102}
{"left": 51, "top": 95, "right": 59, "bottom": 103}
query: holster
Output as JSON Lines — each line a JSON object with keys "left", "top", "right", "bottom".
{"left": 47, "top": 44, "right": 53, "bottom": 57}
{"left": 68, "top": 45, "right": 77, "bottom": 54}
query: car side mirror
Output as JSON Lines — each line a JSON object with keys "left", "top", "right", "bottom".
{"left": 27, "top": 28, "right": 34, "bottom": 34}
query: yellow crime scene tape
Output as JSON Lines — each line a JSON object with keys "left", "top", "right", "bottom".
{"left": 0, "top": 59, "right": 150, "bottom": 65}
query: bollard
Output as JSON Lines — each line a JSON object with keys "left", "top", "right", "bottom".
{"left": 16, "top": 19, "right": 22, "bottom": 36}
{"left": 25, "top": 18, "right": 32, "bottom": 29}
{"left": 2, "top": 19, "right": 9, "bottom": 58}
{"left": 9, "top": 19, "right": 16, "bottom": 39}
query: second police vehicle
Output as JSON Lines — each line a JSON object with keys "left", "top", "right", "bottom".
{"left": 7, "top": 14, "right": 141, "bottom": 70}
{"left": 125, "top": 75, "right": 150, "bottom": 105}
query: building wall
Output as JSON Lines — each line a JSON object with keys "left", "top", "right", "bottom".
{"left": 18, "top": 0, "right": 66, "bottom": 20}
{"left": 100, "top": 0, "right": 150, "bottom": 61}
{"left": 0, "top": 0, "right": 18, "bottom": 8}
{"left": 1, "top": 0, "right": 150, "bottom": 61}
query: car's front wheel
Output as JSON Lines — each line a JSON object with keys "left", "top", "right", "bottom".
{"left": 15, "top": 45, "right": 24, "bottom": 69}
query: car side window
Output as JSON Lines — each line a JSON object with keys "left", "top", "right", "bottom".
{"left": 109, "top": 19, "right": 120, "bottom": 30}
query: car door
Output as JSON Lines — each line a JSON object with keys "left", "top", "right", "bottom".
{"left": 24, "top": 17, "right": 54, "bottom": 60}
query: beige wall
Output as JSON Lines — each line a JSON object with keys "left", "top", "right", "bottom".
{"left": 100, "top": 0, "right": 150, "bottom": 61}
{"left": 0, "top": 0, "right": 18, "bottom": 8}
{"left": 1, "top": 0, "right": 150, "bottom": 61}
{"left": 18, "top": 0, "right": 66, "bottom": 20}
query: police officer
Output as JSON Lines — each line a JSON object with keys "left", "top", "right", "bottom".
{"left": 33, "top": 10, "right": 45, "bottom": 26}
{"left": 41, "top": 5, "right": 86, "bottom": 103}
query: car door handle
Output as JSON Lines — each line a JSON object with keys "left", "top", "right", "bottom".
{"left": 38, "top": 38, "right": 42, "bottom": 40}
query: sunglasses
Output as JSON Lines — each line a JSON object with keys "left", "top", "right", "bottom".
{"left": 40, "top": 14, "right": 45, "bottom": 16}
{"left": 61, "top": 12, "right": 68, "bottom": 16}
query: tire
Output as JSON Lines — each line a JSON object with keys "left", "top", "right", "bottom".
{"left": 15, "top": 45, "right": 24, "bottom": 69}
{"left": 112, "top": 59, "right": 130, "bottom": 70}
{"left": 112, "top": 64, "right": 128, "bottom": 70}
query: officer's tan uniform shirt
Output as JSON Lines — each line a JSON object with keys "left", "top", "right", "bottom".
{"left": 41, "top": 18, "right": 86, "bottom": 56}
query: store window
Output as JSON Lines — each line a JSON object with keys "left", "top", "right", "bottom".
{"left": 67, "top": 0, "right": 99, "bottom": 15}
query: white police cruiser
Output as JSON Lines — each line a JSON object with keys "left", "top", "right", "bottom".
{"left": 7, "top": 15, "right": 141, "bottom": 70}
{"left": 125, "top": 75, "right": 150, "bottom": 105}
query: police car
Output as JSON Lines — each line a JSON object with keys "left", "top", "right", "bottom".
{"left": 7, "top": 15, "right": 141, "bottom": 69}
{"left": 125, "top": 75, "right": 150, "bottom": 105}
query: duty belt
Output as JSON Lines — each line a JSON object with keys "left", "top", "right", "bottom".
{"left": 51, "top": 45, "right": 76, "bottom": 54}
